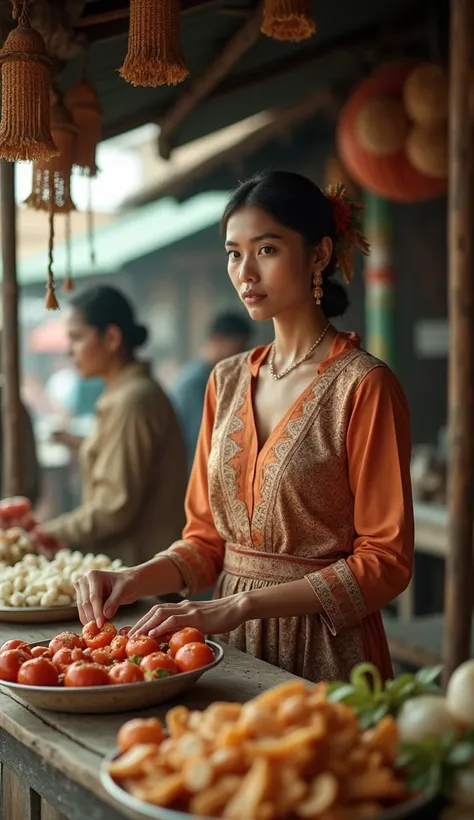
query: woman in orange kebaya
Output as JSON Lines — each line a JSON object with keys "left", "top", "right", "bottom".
{"left": 75, "top": 171, "right": 414, "bottom": 682}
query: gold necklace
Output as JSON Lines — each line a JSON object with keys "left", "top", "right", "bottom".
{"left": 268, "top": 322, "right": 331, "bottom": 381}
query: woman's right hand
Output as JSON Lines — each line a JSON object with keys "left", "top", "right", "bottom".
{"left": 74, "top": 568, "right": 141, "bottom": 627}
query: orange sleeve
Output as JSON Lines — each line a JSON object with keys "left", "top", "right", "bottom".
{"left": 306, "top": 366, "right": 414, "bottom": 634}
{"left": 163, "top": 372, "right": 225, "bottom": 594}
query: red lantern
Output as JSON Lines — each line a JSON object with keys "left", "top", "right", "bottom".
{"left": 337, "top": 61, "right": 447, "bottom": 203}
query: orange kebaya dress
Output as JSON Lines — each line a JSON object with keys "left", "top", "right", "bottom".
{"left": 163, "top": 333, "right": 414, "bottom": 683}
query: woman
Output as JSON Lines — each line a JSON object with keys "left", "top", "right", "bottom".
{"left": 75, "top": 172, "right": 414, "bottom": 682}
{"left": 36, "top": 285, "right": 187, "bottom": 566}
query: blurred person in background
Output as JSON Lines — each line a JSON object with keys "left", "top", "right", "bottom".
{"left": 35, "top": 285, "right": 187, "bottom": 565}
{"left": 171, "top": 312, "right": 251, "bottom": 474}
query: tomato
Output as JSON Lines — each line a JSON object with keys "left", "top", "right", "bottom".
{"left": 17, "top": 657, "right": 59, "bottom": 686}
{"left": 64, "top": 662, "right": 110, "bottom": 687}
{"left": 0, "top": 639, "right": 31, "bottom": 655}
{"left": 30, "top": 646, "right": 52, "bottom": 659}
{"left": 82, "top": 621, "right": 117, "bottom": 649}
{"left": 169, "top": 628, "right": 205, "bottom": 657}
{"left": 108, "top": 661, "right": 145, "bottom": 685}
{"left": 118, "top": 626, "right": 132, "bottom": 637}
{"left": 49, "top": 632, "right": 85, "bottom": 655}
{"left": 110, "top": 635, "right": 128, "bottom": 661}
{"left": 140, "top": 652, "right": 178, "bottom": 679}
{"left": 125, "top": 635, "right": 160, "bottom": 661}
{"left": 52, "top": 647, "right": 85, "bottom": 671}
{"left": 0, "top": 496, "right": 31, "bottom": 520}
{"left": 117, "top": 718, "right": 164, "bottom": 752}
{"left": 174, "top": 642, "right": 214, "bottom": 673}
{"left": 0, "top": 649, "right": 32, "bottom": 682}
{"left": 91, "top": 647, "right": 114, "bottom": 666}
{"left": 21, "top": 513, "right": 38, "bottom": 532}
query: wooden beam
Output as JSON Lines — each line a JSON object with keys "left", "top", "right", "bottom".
{"left": 442, "top": 0, "right": 474, "bottom": 685}
{"left": 124, "top": 89, "right": 338, "bottom": 208}
{"left": 157, "top": 4, "right": 264, "bottom": 158}
{"left": 0, "top": 162, "right": 22, "bottom": 497}
{"left": 83, "top": 0, "right": 223, "bottom": 42}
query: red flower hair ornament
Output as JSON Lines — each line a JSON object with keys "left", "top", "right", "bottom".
{"left": 323, "top": 183, "right": 371, "bottom": 285}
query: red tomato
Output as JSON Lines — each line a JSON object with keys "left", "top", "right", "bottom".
{"left": 49, "top": 632, "right": 84, "bottom": 655}
{"left": 91, "top": 647, "right": 114, "bottom": 666}
{"left": 0, "top": 649, "right": 31, "bottom": 682}
{"left": 21, "top": 513, "right": 38, "bottom": 532}
{"left": 30, "top": 646, "right": 52, "bottom": 659}
{"left": 52, "top": 647, "right": 85, "bottom": 671}
{"left": 64, "top": 662, "right": 110, "bottom": 687}
{"left": 117, "top": 718, "right": 164, "bottom": 751}
{"left": 110, "top": 635, "right": 128, "bottom": 661}
{"left": 0, "top": 497, "right": 31, "bottom": 519}
{"left": 17, "top": 657, "right": 59, "bottom": 686}
{"left": 82, "top": 621, "right": 117, "bottom": 650}
{"left": 140, "top": 652, "right": 178, "bottom": 679}
{"left": 174, "top": 642, "right": 214, "bottom": 673}
{"left": 108, "top": 661, "right": 145, "bottom": 685}
{"left": 118, "top": 626, "right": 132, "bottom": 637}
{"left": 169, "top": 628, "right": 205, "bottom": 657}
{"left": 0, "top": 639, "right": 31, "bottom": 655}
{"left": 125, "top": 635, "right": 160, "bottom": 661}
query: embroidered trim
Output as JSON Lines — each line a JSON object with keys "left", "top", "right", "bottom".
{"left": 306, "top": 558, "right": 367, "bottom": 635}
{"left": 223, "top": 542, "right": 345, "bottom": 583}
{"left": 163, "top": 540, "right": 218, "bottom": 596}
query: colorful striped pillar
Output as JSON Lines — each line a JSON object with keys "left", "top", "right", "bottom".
{"left": 363, "top": 193, "right": 397, "bottom": 370}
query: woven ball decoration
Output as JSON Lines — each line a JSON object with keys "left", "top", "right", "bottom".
{"left": 403, "top": 63, "right": 449, "bottom": 127}
{"left": 337, "top": 60, "right": 448, "bottom": 203}
{"left": 405, "top": 125, "right": 448, "bottom": 179}
{"left": 354, "top": 95, "right": 409, "bottom": 157}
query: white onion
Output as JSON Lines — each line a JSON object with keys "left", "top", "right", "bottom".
{"left": 447, "top": 661, "right": 474, "bottom": 727}
{"left": 397, "top": 695, "right": 460, "bottom": 743}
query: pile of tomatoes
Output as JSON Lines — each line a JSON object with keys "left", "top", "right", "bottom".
{"left": 0, "top": 623, "right": 215, "bottom": 688}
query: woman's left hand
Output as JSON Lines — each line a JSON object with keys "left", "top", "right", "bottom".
{"left": 128, "top": 594, "right": 250, "bottom": 639}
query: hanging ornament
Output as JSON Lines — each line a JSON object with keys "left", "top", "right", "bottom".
{"left": 65, "top": 77, "right": 101, "bottom": 176}
{"left": 24, "top": 94, "right": 77, "bottom": 213}
{"left": 405, "top": 124, "right": 448, "bottom": 179}
{"left": 261, "top": 0, "right": 315, "bottom": 42}
{"left": 403, "top": 63, "right": 449, "bottom": 128}
{"left": 62, "top": 211, "right": 73, "bottom": 293}
{"left": 24, "top": 92, "right": 78, "bottom": 309}
{"left": 120, "top": 0, "right": 189, "bottom": 87}
{"left": 355, "top": 96, "right": 409, "bottom": 157}
{"left": 0, "top": 0, "right": 58, "bottom": 162}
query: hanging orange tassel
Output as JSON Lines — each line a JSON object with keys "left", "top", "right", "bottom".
{"left": 261, "top": 0, "right": 316, "bottom": 41}
{"left": 45, "top": 208, "right": 60, "bottom": 310}
{"left": 0, "top": 0, "right": 58, "bottom": 161}
{"left": 120, "top": 0, "right": 189, "bottom": 87}
{"left": 65, "top": 78, "right": 101, "bottom": 176}
{"left": 24, "top": 94, "right": 77, "bottom": 213}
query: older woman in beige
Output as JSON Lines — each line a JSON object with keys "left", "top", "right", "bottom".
{"left": 37, "top": 286, "right": 187, "bottom": 566}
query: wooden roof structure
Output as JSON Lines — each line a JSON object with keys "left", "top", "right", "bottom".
{"left": 59, "top": 0, "right": 441, "bottom": 156}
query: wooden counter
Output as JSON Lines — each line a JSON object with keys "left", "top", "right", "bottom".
{"left": 0, "top": 600, "right": 297, "bottom": 820}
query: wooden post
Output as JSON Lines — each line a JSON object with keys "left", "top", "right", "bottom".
{"left": 442, "top": 0, "right": 474, "bottom": 684}
{"left": 0, "top": 161, "right": 22, "bottom": 497}
{"left": 363, "top": 193, "right": 397, "bottom": 371}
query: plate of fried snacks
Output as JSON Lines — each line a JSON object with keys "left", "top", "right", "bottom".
{"left": 102, "top": 661, "right": 474, "bottom": 819}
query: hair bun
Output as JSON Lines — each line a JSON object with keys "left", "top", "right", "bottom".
{"left": 321, "top": 279, "right": 349, "bottom": 318}
{"left": 132, "top": 324, "right": 148, "bottom": 348}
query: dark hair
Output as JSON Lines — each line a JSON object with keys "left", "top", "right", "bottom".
{"left": 208, "top": 311, "right": 251, "bottom": 340}
{"left": 221, "top": 170, "right": 348, "bottom": 318}
{"left": 70, "top": 285, "right": 149, "bottom": 352}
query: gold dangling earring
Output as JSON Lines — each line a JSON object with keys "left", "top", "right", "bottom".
{"left": 313, "top": 267, "right": 323, "bottom": 305}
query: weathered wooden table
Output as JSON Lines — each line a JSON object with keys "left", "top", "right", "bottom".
{"left": 0, "top": 600, "right": 445, "bottom": 820}
{"left": 0, "top": 599, "right": 298, "bottom": 820}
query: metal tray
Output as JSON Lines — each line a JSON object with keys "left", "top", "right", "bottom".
{"left": 100, "top": 751, "right": 432, "bottom": 820}
{"left": 0, "top": 603, "right": 79, "bottom": 623}
{"left": 0, "top": 639, "right": 223, "bottom": 713}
